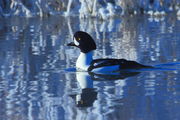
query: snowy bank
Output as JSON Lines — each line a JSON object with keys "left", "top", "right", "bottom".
{"left": 0, "top": 0, "right": 180, "bottom": 19}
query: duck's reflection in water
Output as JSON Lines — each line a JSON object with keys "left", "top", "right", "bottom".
{"left": 72, "top": 72, "right": 97, "bottom": 107}
{"left": 89, "top": 71, "right": 140, "bottom": 81}
{"left": 72, "top": 71, "right": 140, "bottom": 107}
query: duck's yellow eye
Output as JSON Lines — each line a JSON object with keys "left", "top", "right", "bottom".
{"left": 78, "top": 38, "right": 81, "bottom": 40}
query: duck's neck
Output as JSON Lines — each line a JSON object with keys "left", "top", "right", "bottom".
{"left": 76, "top": 51, "right": 93, "bottom": 71}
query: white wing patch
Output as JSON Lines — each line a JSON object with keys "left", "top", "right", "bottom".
{"left": 91, "top": 65, "right": 119, "bottom": 73}
{"left": 94, "top": 61, "right": 105, "bottom": 66}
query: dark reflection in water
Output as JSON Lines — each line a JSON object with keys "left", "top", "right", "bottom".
{"left": 72, "top": 71, "right": 140, "bottom": 108}
{"left": 71, "top": 72, "right": 97, "bottom": 108}
{"left": 0, "top": 15, "right": 180, "bottom": 120}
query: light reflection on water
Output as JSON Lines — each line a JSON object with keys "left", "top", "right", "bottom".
{"left": 0, "top": 15, "right": 180, "bottom": 120}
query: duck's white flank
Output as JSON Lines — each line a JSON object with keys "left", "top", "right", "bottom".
{"left": 91, "top": 65, "right": 119, "bottom": 73}
{"left": 76, "top": 51, "right": 93, "bottom": 71}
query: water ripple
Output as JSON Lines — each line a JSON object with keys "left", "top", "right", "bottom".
{"left": 0, "top": 16, "right": 179, "bottom": 120}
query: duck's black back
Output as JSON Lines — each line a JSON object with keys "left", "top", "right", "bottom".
{"left": 88, "top": 58, "right": 152, "bottom": 71}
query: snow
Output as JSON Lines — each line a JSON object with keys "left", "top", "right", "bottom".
{"left": 64, "top": 0, "right": 73, "bottom": 16}
{"left": 177, "top": 9, "right": 180, "bottom": 16}
{"left": 0, "top": 0, "right": 179, "bottom": 18}
{"left": 177, "top": 9, "right": 180, "bottom": 20}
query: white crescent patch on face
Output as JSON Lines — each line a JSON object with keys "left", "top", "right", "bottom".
{"left": 74, "top": 37, "right": 79, "bottom": 46}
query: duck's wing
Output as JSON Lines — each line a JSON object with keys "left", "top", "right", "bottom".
{"left": 88, "top": 58, "right": 125, "bottom": 71}
{"left": 88, "top": 58, "right": 152, "bottom": 71}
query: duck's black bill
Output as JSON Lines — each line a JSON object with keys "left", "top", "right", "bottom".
{"left": 67, "top": 42, "right": 76, "bottom": 47}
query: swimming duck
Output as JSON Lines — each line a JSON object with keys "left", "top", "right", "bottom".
{"left": 67, "top": 31, "right": 152, "bottom": 73}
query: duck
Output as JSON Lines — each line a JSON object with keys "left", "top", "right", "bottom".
{"left": 67, "top": 31, "right": 152, "bottom": 73}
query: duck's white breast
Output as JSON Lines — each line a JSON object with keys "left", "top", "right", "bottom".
{"left": 76, "top": 52, "right": 93, "bottom": 71}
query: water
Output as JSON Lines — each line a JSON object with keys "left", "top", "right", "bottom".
{"left": 0, "top": 15, "right": 180, "bottom": 120}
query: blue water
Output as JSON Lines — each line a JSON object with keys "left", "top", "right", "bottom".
{"left": 0, "top": 15, "right": 180, "bottom": 120}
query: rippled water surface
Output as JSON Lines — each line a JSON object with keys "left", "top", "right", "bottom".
{"left": 0, "top": 15, "right": 180, "bottom": 120}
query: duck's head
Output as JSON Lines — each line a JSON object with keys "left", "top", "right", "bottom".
{"left": 67, "top": 31, "right": 96, "bottom": 53}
